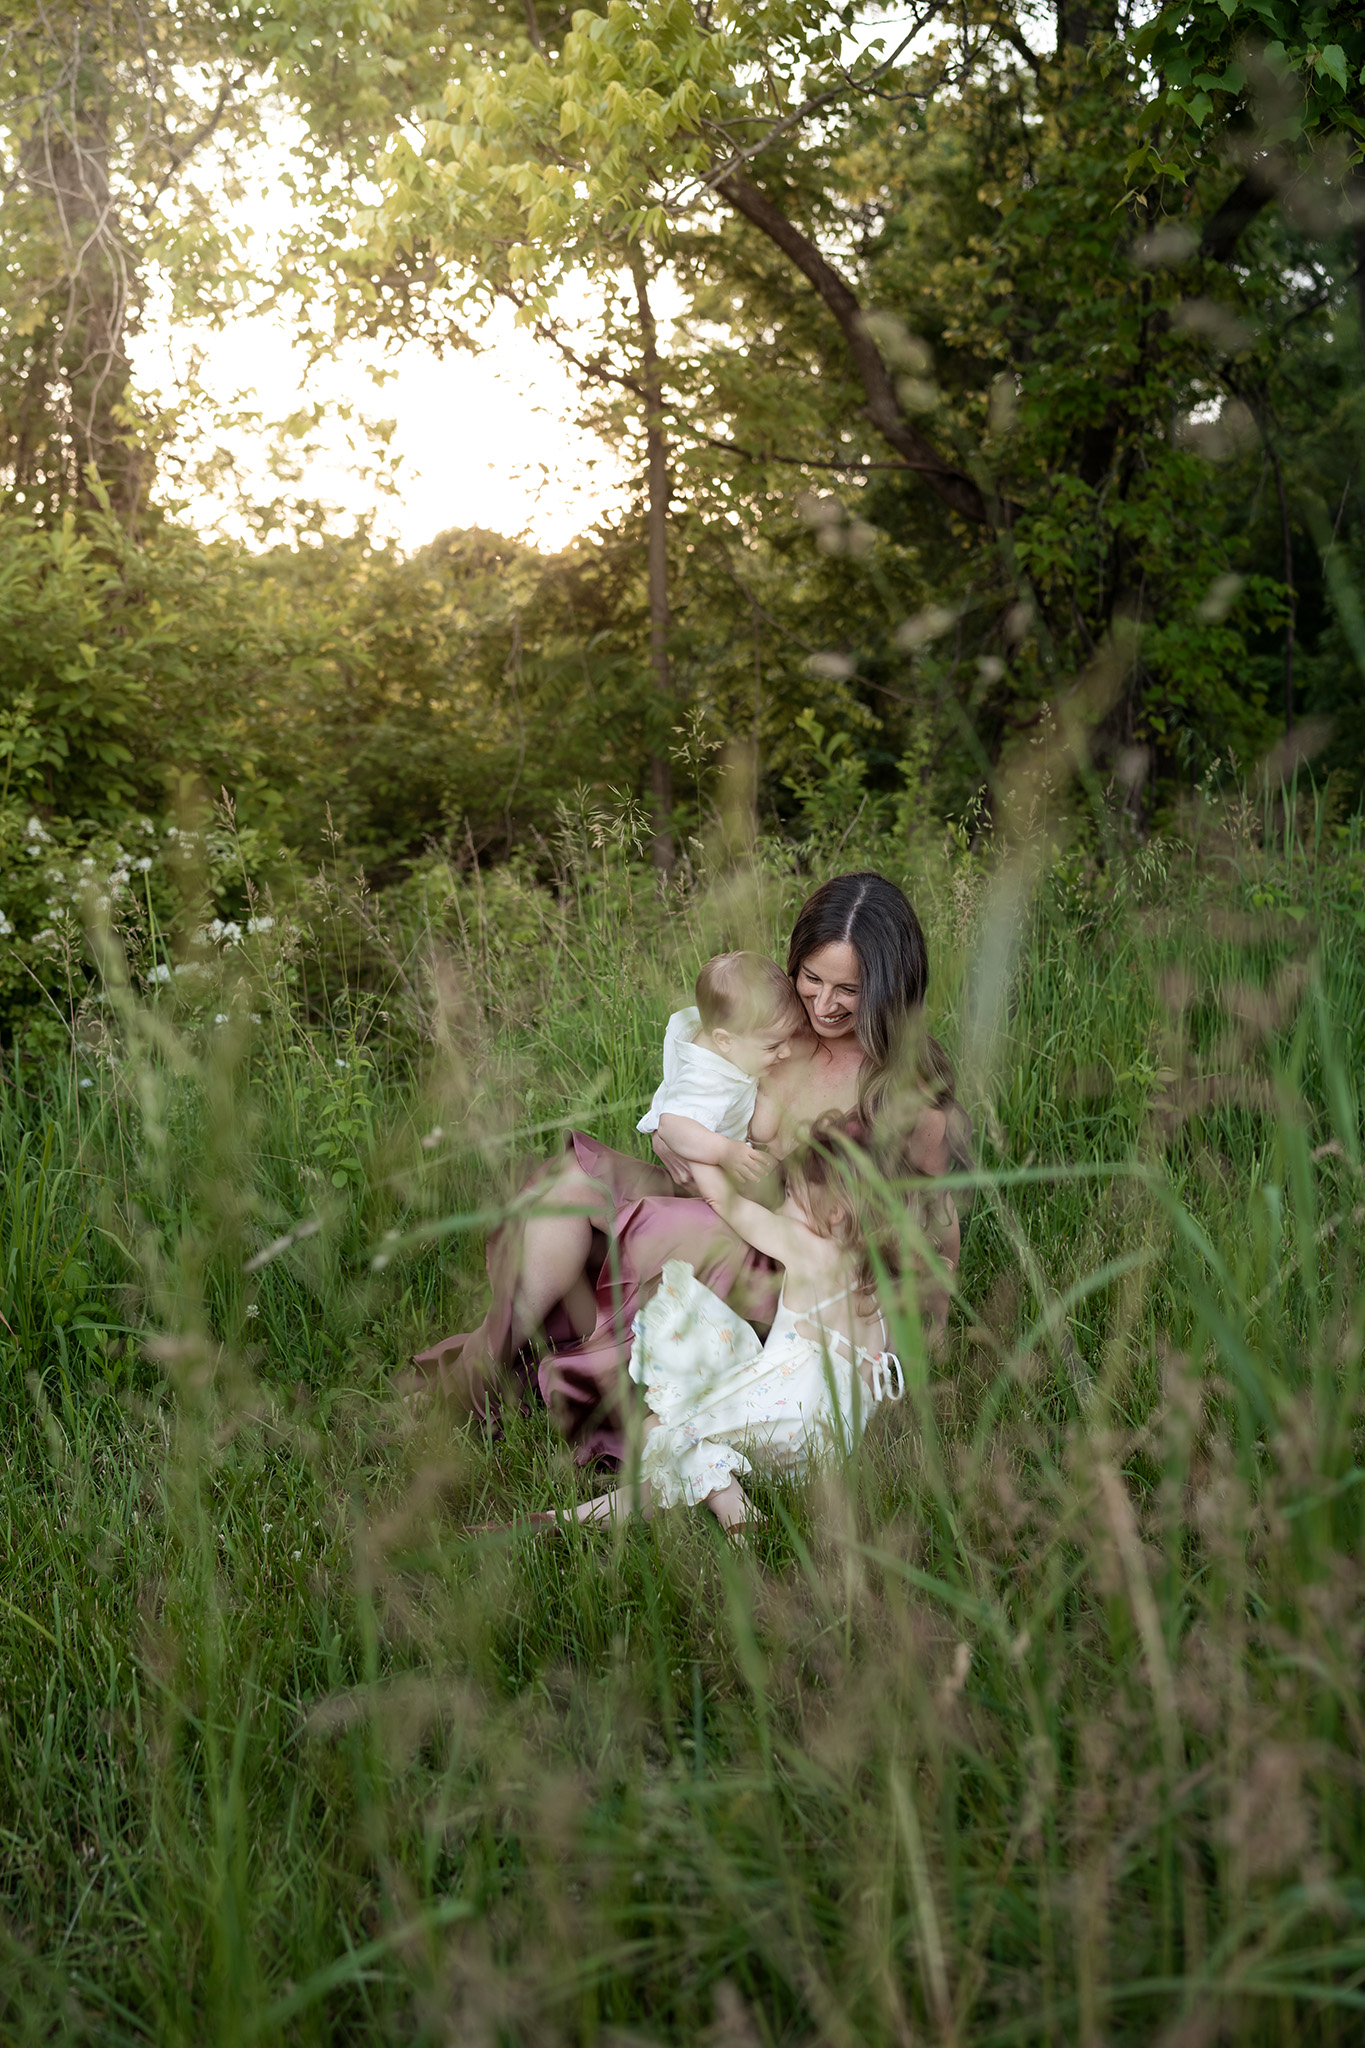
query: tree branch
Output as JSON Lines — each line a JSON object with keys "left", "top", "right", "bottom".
{"left": 681, "top": 7, "right": 938, "bottom": 206}
{"left": 1197, "top": 159, "right": 1277, "bottom": 264}
{"left": 714, "top": 170, "right": 1001, "bottom": 527}
{"left": 144, "top": 74, "right": 239, "bottom": 212}
{"left": 700, "top": 434, "right": 914, "bottom": 472}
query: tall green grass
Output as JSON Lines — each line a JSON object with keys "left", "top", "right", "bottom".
{"left": 0, "top": 784, "right": 1362, "bottom": 2044}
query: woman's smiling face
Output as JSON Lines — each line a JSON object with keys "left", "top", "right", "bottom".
{"left": 795, "top": 941, "right": 860, "bottom": 1041}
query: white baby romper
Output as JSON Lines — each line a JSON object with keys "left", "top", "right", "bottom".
{"left": 636, "top": 1007, "right": 758, "bottom": 1142}
{"left": 628, "top": 1259, "right": 904, "bottom": 1507}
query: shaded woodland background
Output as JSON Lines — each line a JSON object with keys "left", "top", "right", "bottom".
{"left": 1, "top": 0, "right": 1363, "bottom": 1013}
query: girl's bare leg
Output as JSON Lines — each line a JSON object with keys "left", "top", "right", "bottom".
{"left": 524, "top": 1422, "right": 756, "bottom": 1535}
{"left": 568, "top": 1476, "right": 757, "bottom": 1531}
{"left": 572, "top": 1477, "right": 654, "bottom": 1523}
{"left": 572, "top": 1411, "right": 657, "bottom": 1522}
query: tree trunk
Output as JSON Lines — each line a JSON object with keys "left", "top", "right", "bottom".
{"left": 1055, "top": 1, "right": 1115, "bottom": 51}
{"left": 630, "top": 253, "right": 676, "bottom": 875}
{"left": 715, "top": 170, "right": 998, "bottom": 528}
{"left": 8, "top": 60, "right": 150, "bottom": 525}
{"left": 1268, "top": 437, "right": 1295, "bottom": 736}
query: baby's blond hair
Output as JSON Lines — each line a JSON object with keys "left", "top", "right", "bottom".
{"left": 696, "top": 951, "right": 805, "bottom": 1036}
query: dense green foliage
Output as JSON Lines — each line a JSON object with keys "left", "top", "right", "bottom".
{"left": 0, "top": 797, "right": 1362, "bottom": 2042}
{"left": 2, "top": 4, "right": 1365, "bottom": 970}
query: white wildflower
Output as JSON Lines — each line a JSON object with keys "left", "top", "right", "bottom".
{"left": 0, "top": 913, "right": 12, "bottom": 937}
{"left": 245, "top": 1303, "right": 259, "bottom": 1318}
{"left": 134, "top": 856, "right": 152, "bottom": 872}
{"left": 151, "top": 963, "right": 171, "bottom": 984}
{"left": 246, "top": 915, "right": 273, "bottom": 934}
{"left": 79, "top": 1077, "right": 93, "bottom": 1089}
{"left": 335, "top": 1058, "right": 348, "bottom": 1069}
{"left": 25, "top": 816, "right": 51, "bottom": 843}
{"left": 214, "top": 1012, "right": 230, "bottom": 1024}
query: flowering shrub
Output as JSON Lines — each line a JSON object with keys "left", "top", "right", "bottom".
{"left": 0, "top": 802, "right": 281, "bottom": 1044}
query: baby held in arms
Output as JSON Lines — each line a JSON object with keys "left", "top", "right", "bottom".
{"left": 637, "top": 951, "right": 806, "bottom": 1185}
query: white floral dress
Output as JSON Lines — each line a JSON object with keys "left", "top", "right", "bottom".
{"left": 628, "top": 1259, "right": 904, "bottom": 1508}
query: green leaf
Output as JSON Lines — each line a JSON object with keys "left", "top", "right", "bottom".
{"left": 1314, "top": 45, "right": 1350, "bottom": 92}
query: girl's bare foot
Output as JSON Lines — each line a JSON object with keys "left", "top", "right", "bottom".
{"left": 702, "top": 1477, "right": 762, "bottom": 1531}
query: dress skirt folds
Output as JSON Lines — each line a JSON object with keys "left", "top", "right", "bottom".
{"left": 629, "top": 1259, "right": 880, "bottom": 1509}
{"left": 409, "top": 1132, "right": 780, "bottom": 1466}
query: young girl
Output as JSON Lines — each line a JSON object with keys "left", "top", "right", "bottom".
{"left": 553, "top": 1120, "right": 906, "bottom": 1532}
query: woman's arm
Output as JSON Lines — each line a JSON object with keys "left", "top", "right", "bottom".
{"left": 901, "top": 1104, "right": 961, "bottom": 1337}
{"left": 651, "top": 1129, "right": 696, "bottom": 1188}
{"left": 690, "top": 1161, "right": 810, "bottom": 1267}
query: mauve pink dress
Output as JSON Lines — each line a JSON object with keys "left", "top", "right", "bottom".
{"left": 410, "top": 1132, "right": 780, "bottom": 1466}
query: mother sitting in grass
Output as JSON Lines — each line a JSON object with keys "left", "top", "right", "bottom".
{"left": 412, "top": 871, "right": 966, "bottom": 1464}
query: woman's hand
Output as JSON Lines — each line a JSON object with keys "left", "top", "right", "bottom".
{"left": 651, "top": 1130, "right": 697, "bottom": 1189}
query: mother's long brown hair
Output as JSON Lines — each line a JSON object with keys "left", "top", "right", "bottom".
{"left": 787, "top": 871, "right": 959, "bottom": 1129}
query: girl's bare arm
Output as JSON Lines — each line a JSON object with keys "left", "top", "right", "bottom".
{"left": 690, "top": 1161, "right": 812, "bottom": 1267}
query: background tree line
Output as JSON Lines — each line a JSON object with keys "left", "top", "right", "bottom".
{"left": 1, "top": 0, "right": 1363, "bottom": 898}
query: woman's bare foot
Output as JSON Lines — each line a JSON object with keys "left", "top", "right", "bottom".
{"left": 403, "top": 1331, "right": 503, "bottom": 1425}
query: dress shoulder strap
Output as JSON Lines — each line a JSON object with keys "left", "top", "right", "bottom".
{"left": 802, "top": 1287, "right": 853, "bottom": 1318}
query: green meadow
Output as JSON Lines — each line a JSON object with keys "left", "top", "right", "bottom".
{"left": 0, "top": 786, "right": 1361, "bottom": 2046}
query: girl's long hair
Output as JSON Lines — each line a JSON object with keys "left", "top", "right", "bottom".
{"left": 786, "top": 871, "right": 965, "bottom": 1152}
